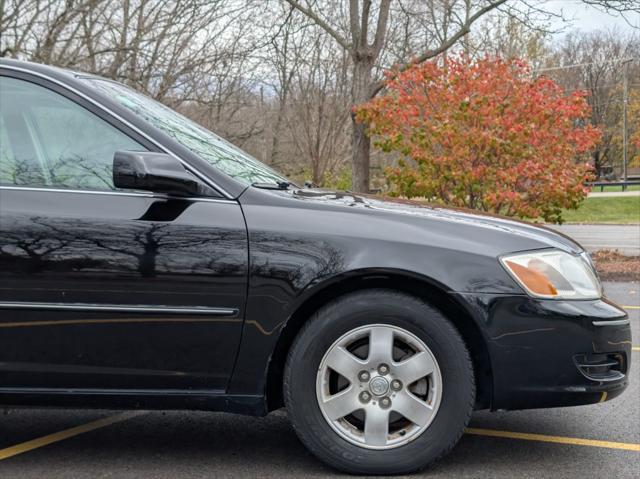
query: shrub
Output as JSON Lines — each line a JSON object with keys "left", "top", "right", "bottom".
{"left": 355, "top": 57, "right": 601, "bottom": 223}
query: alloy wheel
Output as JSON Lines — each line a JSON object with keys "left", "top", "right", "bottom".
{"left": 315, "top": 324, "right": 443, "bottom": 449}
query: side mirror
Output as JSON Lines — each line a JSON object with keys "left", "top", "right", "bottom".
{"left": 113, "top": 151, "right": 200, "bottom": 197}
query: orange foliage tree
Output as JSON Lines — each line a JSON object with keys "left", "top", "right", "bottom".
{"left": 355, "top": 57, "right": 601, "bottom": 223}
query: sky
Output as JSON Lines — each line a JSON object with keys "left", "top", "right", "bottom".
{"left": 544, "top": 0, "right": 639, "bottom": 35}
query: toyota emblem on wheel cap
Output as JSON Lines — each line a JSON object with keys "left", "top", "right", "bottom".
{"left": 369, "top": 376, "right": 390, "bottom": 396}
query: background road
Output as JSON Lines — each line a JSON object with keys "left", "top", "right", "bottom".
{"left": 550, "top": 224, "right": 640, "bottom": 255}
{"left": 588, "top": 191, "right": 640, "bottom": 198}
{"left": 1, "top": 282, "right": 638, "bottom": 478}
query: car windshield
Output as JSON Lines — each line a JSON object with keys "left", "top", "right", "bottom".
{"left": 81, "top": 77, "right": 290, "bottom": 187}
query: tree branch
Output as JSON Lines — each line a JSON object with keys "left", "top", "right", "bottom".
{"left": 283, "top": 0, "right": 351, "bottom": 52}
{"left": 581, "top": 0, "right": 640, "bottom": 29}
{"left": 349, "top": 0, "right": 361, "bottom": 49}
{"left": 582, "top": 0, "right": 640, "bottom": 13}
{"left": 370, "top": 0, "right": 509, "bottom": 97}
{"left": 371, "top": 0, "right": 391, "bottom": 55}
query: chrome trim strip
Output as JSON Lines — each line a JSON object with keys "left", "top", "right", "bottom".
{"left": 0, "top": 185, "right": 236, "bottom": 204}
{"left": 0, "top": 301, "right": 238, "bottom": 316}
{"left": 0, "top": 185, "right": 157, "bottom": 198}
{"left": 592, "top": 319, "right": 631, "bottom": 327}
{"left": 0, "top": 387, "right": 225, "bottom": 396}
{"left": 0, "top": 64, "right": 234, "bottom": 199}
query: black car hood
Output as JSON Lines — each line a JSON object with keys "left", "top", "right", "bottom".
{"left": 279, "top": 188, "right": 583, "bottom": 254}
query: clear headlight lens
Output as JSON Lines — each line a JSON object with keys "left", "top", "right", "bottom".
{"left": 500, "top": 250, "right": 601, "bottom": 300}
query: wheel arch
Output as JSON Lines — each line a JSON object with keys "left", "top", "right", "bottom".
{"left": 265, "top": 269, "right": 493, "bottom": 411}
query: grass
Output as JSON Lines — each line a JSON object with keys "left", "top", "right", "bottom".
{"left": 591, "top": 184, "right": 640, "bottom": 193}
{"left": 561, "top": 196, "right": 640, "bottom": 224}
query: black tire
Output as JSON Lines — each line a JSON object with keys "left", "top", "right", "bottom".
{"left": 283, "top": 289, "right": 475, "bottom": 475}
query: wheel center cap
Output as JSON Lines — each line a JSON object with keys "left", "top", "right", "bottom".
{"left": 369, "top": 376, "right": 390, "bottom": 396}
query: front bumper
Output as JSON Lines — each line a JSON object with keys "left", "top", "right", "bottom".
{"left": 457, "top": 293, "right": 631, "bottom": 410}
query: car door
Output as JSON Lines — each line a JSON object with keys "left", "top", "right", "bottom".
{"left": 0, "top": 73, "right": 248, "bottom": 392}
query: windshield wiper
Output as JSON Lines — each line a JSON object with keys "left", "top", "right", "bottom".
{"left": 251, "top": 181, "right": 292, "bottom": 190}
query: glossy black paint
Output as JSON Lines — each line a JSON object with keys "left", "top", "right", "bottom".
{"left": 112, "top": 151, "right": 202, "bottom": 197}
{"left": 457, "top": 294, "right": 631, "bottom": 409}
{"left": 0, "top": 59, "right": 631, "bottom": 415}
{"left": 228, "top": 187, "right": 631, "bottom": 411}
{"left": 0, "top": 188, "right": 247, "bottom": 390}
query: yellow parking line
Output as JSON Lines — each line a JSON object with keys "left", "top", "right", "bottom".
{"left": 1, "top": 411, "right": 638, "bottom": 461}
{"left": 0, "top": 411, "right": 142, "bottom": 461}
{"left": 465, "top": 428, "right": 640, "bottom": 451}
{"left": 623, "top": 306, "right": 640, "bottom": 310}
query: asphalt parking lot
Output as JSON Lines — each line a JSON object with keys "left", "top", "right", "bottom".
{"left": 1, "top": 281, "right": 638, "bottom": 478}
{"left": 549, "top": 224, "right": 640, "bottom": 256}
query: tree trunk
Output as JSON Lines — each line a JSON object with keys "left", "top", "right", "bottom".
{"left": 351, "top": 118, "right": 371, "bottom": 192}
{"left": 592, "top": 150, "right": 601, "bottom": 179}
{"left": 351, "top": 57, "right": 374, "bottom": 192}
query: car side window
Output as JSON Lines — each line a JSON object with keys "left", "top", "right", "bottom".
{"left": 0, "top": 76, "right": 146, "bottom": 191}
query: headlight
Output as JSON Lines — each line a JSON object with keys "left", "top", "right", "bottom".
{"left": 500, "top": 250, "right": 601, "bottom": 300}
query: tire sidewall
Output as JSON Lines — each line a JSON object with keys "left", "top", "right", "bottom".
{"left": 285, "top": 290, "right": 475, "bottom": 474}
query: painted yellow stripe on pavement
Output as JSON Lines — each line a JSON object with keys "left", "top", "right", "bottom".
{"left": 633, "top": 346, "right": 640, "bottom": 352}
{"left": 465, "top": 428, "right": 640, "bottom": 452}
{"left": 0, "top": 412, "right": 142, "bottom": 461}
{"left": 623, "top": 306, "right": 640, "bottom": 310}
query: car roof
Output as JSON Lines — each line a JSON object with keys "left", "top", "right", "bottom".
{"left": 0, "top": 58, "right": 87, "bottom": 82}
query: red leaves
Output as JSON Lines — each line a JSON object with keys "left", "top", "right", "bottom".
{"left": 355, "top": 56, "right": 601, "bottom": 223}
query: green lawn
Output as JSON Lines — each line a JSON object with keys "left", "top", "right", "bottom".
{"left": 561, "top": 196, "right": 640, "bottom": 224}
{"left": 591, "top": 184, "right": 640, "bottom": 192}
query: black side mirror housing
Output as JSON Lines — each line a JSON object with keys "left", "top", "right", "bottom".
{"left": 113, "top": 151, "right": 200, "bottom": 197}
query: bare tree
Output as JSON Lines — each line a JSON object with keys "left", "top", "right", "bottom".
{"left": 1, "top": 0, "right": 96, "bottom": 59}
{"left": 1, "top": 1, "right": 255, "bottom": 100}
{"left": 265, "top": 4, "right": 310, "bottom": 168}
{"left": 282, "top": 0, "right": 510, "bottom": 192}
{"left": 465, "top": 12, "right": 550, "bottom": 67}
{"left": 285, "top": 33, "right": 351, "bottom": 184}
{"left": 582, "top": 0, "right": 640, "bottom": 27}
{"left": 547, "top": 29, "right": 639, "bottom": 178}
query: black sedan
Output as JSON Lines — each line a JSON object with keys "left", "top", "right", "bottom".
{"left": 0, "top": 59, "right": 631, "bottom": 475}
